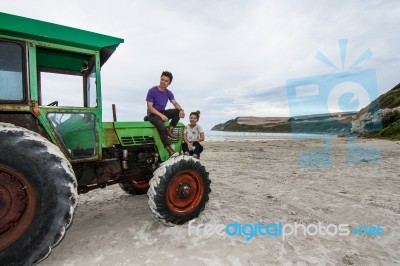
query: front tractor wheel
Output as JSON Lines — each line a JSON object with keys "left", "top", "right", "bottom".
{"left": 148, "top": 156, "right": 211, "bottom": 225}
{"left": 0, "top": 124, "right": 77, "bottom": 265}
{"left": 119, "top": 167, "right": 153, "bottom": 195}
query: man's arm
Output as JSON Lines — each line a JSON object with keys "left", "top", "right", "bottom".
{"left": 171, "top": 99, "right": 185, "bottom": 118}
{"left": 147, "top": 102, "right": 168, "bottom": 121}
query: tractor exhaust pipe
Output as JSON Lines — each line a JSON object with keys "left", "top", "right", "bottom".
{"left": 112, "top": 104, "right": 117, "bottom": 122}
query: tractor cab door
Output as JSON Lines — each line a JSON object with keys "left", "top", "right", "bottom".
{"left": 35, "top": 46, "right": 102, "bottom": 161}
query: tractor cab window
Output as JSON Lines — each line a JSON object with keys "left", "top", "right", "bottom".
{"left": 48, "top": 112, "right": 96, "bottom": 159}
{"left": 37, "top": 47, "right": 98, "bottom": 159}
{"left": 0, "top": 41, "right": 24, "bottom": 101}
{"left": 37, "top": 47, "right": 97, "bottom": 107}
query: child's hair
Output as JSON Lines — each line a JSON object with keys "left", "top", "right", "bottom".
{"left": 190, "top": 110, "right": 201, "bottom": 120}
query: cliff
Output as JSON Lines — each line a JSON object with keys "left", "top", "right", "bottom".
{"left": 212, "top": 83, "right": 400, "bottom": 139}
{"left": 211, "top": 117, "right": 290, "bottom": 133}
{"left": 211, "top": 112, "right": 356, "bottom": 134}
{"left": 351, "top": 83, "right": 400, "bottom": 139}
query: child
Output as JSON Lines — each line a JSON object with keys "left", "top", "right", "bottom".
{"left": 182, "top": 110, "right": 205, "bottom": 158}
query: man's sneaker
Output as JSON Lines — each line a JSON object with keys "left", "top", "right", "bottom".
{"left": 166, "top": 145, "right": 179, "bottom": 157}
{"left": 193, "top": 154, "right": 199, "bottom": 159}
{"left": 167, "top": 126, "right": 178, "bottom": 140}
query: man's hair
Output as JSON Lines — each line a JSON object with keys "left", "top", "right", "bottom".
{"left": 161, "top": 71, "right": 173, "bottom": 83}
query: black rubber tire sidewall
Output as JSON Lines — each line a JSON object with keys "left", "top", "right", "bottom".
{"left": 0, "top": 127, "right": 77, "bottom": 265}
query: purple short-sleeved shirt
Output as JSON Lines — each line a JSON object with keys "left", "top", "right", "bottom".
{"left": 146, "top": 86, "right": 175, "bottom": 114}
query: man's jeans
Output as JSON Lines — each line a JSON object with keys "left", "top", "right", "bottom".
{"left": 147, "top": 109, "right": 180, "bottom": 147}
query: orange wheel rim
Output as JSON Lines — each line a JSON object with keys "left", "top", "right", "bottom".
{"left": 166, "top": 170, "right": 204, "bottom": 214}
{"left": 132, "top": 179, "right": 150, "bottom": 190}
{"left": 0, "top": 164, "right": 36, "bottom": 250}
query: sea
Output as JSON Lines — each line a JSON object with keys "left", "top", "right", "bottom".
{"left": 204, "top": 130, "right": 328, "bottom": 142}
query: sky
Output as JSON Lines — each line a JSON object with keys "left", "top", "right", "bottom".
{"left": 2, "top": 0, "right": 400, "bottom": 129}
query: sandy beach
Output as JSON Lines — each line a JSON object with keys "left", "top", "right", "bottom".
{"left": 40, "top": 137, "right": 400, "bottom": 265}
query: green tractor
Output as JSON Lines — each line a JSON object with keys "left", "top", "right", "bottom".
{"left": 0, "top": 12, "right": 211, "bottom": 265}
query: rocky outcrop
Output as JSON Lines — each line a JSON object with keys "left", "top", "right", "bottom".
{"left": 351, "top": 107, "right": 400, "bottom": 134}
{"left": 351, "top": 83, "right": 400, "bottom": 138}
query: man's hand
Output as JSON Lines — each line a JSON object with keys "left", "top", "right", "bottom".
{"left": 171, "top": 100, "right": 185, "bottom": 118}
{"left": 160, "top": 114, "right": 168, "bottom": 122}
{"left": 179, "top": 109, "right": 185, "bottom": 118}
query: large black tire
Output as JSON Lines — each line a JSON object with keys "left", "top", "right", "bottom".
{"left": 0, "top": 123, "right": 77, "bottom": 265}
{"left": 148, "top": 156, "right": 211, "bottom": 225}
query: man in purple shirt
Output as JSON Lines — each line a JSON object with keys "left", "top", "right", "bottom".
{"left": 146, "top": 71, "right": 185, "bottom": 157}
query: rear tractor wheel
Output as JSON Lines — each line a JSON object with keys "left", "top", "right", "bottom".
{"left": 0, "top": 124, "right": 77, "bottom": 265}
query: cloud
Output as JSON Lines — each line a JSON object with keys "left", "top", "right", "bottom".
{"left": 2, "top": 0, "right": 400, "bottom": 129}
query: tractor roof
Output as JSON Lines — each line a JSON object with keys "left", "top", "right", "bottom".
{"left": 0, "top": 12, "right": 124, "bottom": 65}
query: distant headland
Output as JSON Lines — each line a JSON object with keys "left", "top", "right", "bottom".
{"left": 212, "top": 83, "right": 400, "bottom": 140}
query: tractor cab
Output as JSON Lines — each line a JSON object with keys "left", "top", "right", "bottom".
{"left": 0, "top": 12, "right": 123, "bottom": 161}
